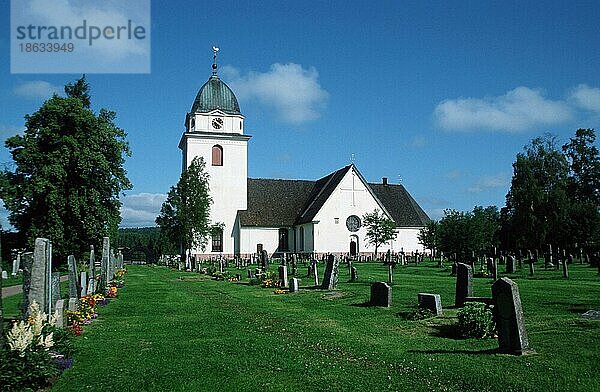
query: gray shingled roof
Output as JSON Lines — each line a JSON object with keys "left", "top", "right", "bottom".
{"left": 239, "top": 166, "right": 430, "bottom": 228}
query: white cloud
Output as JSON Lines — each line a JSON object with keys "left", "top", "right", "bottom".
{"left": 24, "top": 0, "right": 149, "bottom": 62}
{"left": 13, "top": 81, "right": 61, "bottom": 99}
{"left": 222, "top": 63, "right": 328, "bottom": 124}
{"left": 120, "top": 192, "right": 166, "bottom": 227}
{"left": 426, "top": 208, "right": 446, "bottom": 221}
{"left": 435, "top": 87, "right": 572, "bottom": 132}
{"left": 570, "top": 84, "right": 600, "bottom": 112}
{"left": 467, "top": 173, "right": 511, "bottom": 193}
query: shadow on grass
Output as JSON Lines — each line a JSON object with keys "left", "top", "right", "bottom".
{"left": 408, "top": 348, "right": 499, "bottom": 355}
{"left": 350, "top": 301, "right": 372, "bottom": 307}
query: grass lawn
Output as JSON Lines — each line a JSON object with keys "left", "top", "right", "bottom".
{"left": 8, "top": 260, "right": 599, "bottom": 391}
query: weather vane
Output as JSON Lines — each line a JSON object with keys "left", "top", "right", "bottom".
{"left": 351, "top": 153, "right": 355, "bottom": 164}
{"left": 212, "top": 46, "right": 220, "bottom": 75}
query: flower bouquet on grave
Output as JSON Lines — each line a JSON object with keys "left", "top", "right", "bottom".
{"left": 114, "top": 268, "right": 128, "bottom": 280}
{"left": 110, "top": 279, "right": 125, "bottom": 288}
{"left": 106, "top": 286, "right": 118, "bottom": 298}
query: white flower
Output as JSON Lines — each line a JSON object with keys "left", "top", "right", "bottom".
{"left": 7, "top": 321, "right": 34, "bottom": 357}
{"left": 38, "top": 332, "right": 55, "bottom": 350}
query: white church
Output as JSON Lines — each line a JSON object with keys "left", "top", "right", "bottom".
{"left": 179, "top": 52, "right": 430, "bottom": 259}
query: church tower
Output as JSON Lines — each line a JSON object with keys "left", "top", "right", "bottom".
{"left": 178, "top": 48, "right": 250, "bottom": 257}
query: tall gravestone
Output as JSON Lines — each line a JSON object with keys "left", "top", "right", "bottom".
{"left": 278, "top": 265, "right": 288, "bottom": 288}
{"left": 80, "top": 271, "right": 88, "bottom": 297}
{"left": 89, "top": 245, "right": 96, "bottom": 279}
{"left": 506, "top": 255, "right": 515, "bottom": 274}
{"left": 51, "top": 273, "right": 61, "bottom": 307}
{"left": 28, "top": 238, "right": 51, "bottom": 316}
{"left": 492, "top": 278, "right": 530, "bottom": 355}
{"left": 100, "top": 237, "right": 110, "bottom": 292}
{"left": 67, "top": 255, "right": 80, "bottom": 298}
{"left": 20, "top": 252, "right": 34, "bottom": 316}
{"left": 455, "top": 263, "right": 473, "bottom": 307}
{"left": 350, "top": 266, "right": 358, "bottom": 282}
{"left": 370, "top": 282, "right": 392, "bottom": 307}
{"left": 312, "top": 261, "right": 319, "bottom": 286}
{"left": 321, "top": 255, "right": 339, "bottom": 290}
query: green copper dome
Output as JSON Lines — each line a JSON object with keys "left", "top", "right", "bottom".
{"left": 191, "top": 75, "right": 241, "bottom": 115}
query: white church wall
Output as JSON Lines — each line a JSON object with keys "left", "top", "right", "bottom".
{"left": 240, "top": 227, "right": 280, "bottom": 256}
{"left": 312, "top": 167, "right": 387, "bottom": 255}
{"left": 391, "top": 227, "right": 424, "bottom": 253}
{"left": 184, "top": 134, "right": 248, "bottom": 256}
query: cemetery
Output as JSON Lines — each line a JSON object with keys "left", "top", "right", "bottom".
{"left": 2, "top": 248, "right": 599, "bottom": 391}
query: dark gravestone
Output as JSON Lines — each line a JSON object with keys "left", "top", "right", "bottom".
{"left": 506, "top": 255, "right": 515, "bottom": 274}
{"left": 51, "top": 272, "right": 61, "bottom": 307}
{"left": 260, "top": 250, "right": 269, "bottom": 270}
{"left": 321, "top": 255, "right": 339, "bottom": 290}
{"left": 350, "top": 266, "right": 358, "bottom": 281}
{"left": 370, "top": 282, "right": 392, "bottom": 307}
{"left": 418, "top": 293, "right": 442, "bottom": 316}
{"left": 455, "top": 263, "right": 473, "bottom": 307}
{"left": 289, "top": 277, "right": 299, "bottom": 293}
{"left": 20, "top": 252, "right": 34, "bottom": 317}
{"left": 492, "top": 278, "right": 530, "bottom": 355}
{"left": 278, "top": 265, "right": 288, "bottom": 288}
{"left": 67, "top": 255, "right": 80, "bottom": 298}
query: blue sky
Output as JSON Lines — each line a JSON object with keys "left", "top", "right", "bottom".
{"left": 1, "top": 0, "right": 600, "bottom": 227}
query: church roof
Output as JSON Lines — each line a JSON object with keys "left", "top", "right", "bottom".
{"left": 191, "top": 75, "right": 241, "bottom": 115}
{"left": 238, "top": 166, "right": 430, "bottom": 228}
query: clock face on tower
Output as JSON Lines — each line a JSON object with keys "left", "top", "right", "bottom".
{"left": 212, "top": 117, "right": 223, "bottom": 130}
{"left": 346, "top": 215, "right": 361, "bottom": 232}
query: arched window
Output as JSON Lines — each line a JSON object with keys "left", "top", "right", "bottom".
{"left": 278, "top": 228, "right": 289, "bottom": 251}
{"left": 212, "top": 145, "right": 223, "bottom": 166}
{"left": 299, "top": 227, "right": 305, "bottom": 251}
{"left": 190, "top": 117, "right": 195, "bottom": 131}
{"left": 212, "top": 229, "right": 223, "bottom": 252}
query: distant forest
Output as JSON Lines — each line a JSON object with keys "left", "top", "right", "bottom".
{"left": 116, "top": 227, "right": 176, "bottom": 263}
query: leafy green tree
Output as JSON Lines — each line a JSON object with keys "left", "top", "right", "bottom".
{"left": 418, "top": 220, "right": 439, "bottom": 257}
{"left": 504, "top": 134, "right": 570, "bottom": 249}
{"left": 156, "top": 157, "right": 216, "bottom": 263}
{"left": 1, "top": 76, "right": 132, "bottom": 262}
{"left": 362, "top": 209, "right": 397, "bottom": 258}
{"left": 562, "top": 128, "right": 600, "bottom": 246}
{"left": 470, "top": 206, "right": 500, "bottom": 252}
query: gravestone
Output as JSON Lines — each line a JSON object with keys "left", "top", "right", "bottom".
{"left": 312, "top": 261, "right": 319, "bottom": 286}
{"left": 80, "top": 271, "right": 88, "bottom": 297}
{"left": 67, "top": 255, "right": 80, "bottom": 298}
{"left": 321, "top": 255, "right": 339, "bottom": 290}
{"left": 1, "top": 270, "right": 7, "bottom": 280}
{"left": 68, "top": 297, "right": 79, "bottom": 312}
{"left": 260, "top": 250, "right": 269, "bottom": 270}
{"left": 417, "top": 293, "right": 442, "bottom": 316}
{"left": 525, "top": 257, "right": 535, "bottom": 276}
{"left": 87, "top": 278, "right": 96, "bottom": 295}
{"left": 370, "top": 282, "right": 392, "bottom": 307}
{"left": 492, "top": 277, "right": 530, "bottom": 355}
{"left": 350, "top": 266, "right": 358, "bottom": 282}
{"left": 388, "top": 264, "right": 393, "bottom": 284}
{"left": 491, "top": 258, "right": 498, "bottom": 280}
{"left": 51, "top": 273, "right": 61, "bottom": 307}
{"left": 54, "top": 299, "right": 65, "bottom": 328}
{"left": 99, "top": 237, "right": 110, "bottom": 291}
{"left": 11, "top": 255, "right": 19, "bottom": 277}
{"left": 89, "top": 245, "right": 95, "bottom": 279}
{"left": 506, "top": 256, "right": 515, "bottom": 274}
{"left": 455, "top": 263, "right": 473, "bottom": 307}
{"left": 561, "top": 257, "right": 569, "bottom": 279}
{"left": 28, "top": 238, "right": 51, "bottom": 317}
{"left": 20, "top": 252, "right": 34, "bottom": 316}
{"left": 278, "top": 265, "right": 288, "bottom": 288}
{"left": 289, "top": 277, "right": 299, "bottom": 293}
{"left": 581, "top": 310, "right": 600, "bottom": 320}
{"left": 291, "top": 254, "right": 298, "bottom": 275}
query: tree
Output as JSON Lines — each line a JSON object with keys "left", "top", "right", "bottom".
{"left": 1, "top": 76, "right": 132, "bottom": 262}
{"left": 418, "top": 220, "right": 439, "bottom": 257}
{"left": 504, "top": 134, "right": 570, "bottom": 249}
{"left": 562, "top": 128, "right": 600, "bottom": 246}
{"left": 156, "top": 156, "right": 216, "bottom": 263}
{"left": 362, "top": 209, "right": 397, "bottom": 258}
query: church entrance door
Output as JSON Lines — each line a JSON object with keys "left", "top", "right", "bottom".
{"left": 350, "top": 235, "right": 358, "bottom": 256}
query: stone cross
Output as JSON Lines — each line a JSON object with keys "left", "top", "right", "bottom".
{"left": 321, "top": 255, "right": 339, "bottom": 290}
{"left": 67, "top": 255, "right": 80, "bottom": 298}
{"left": 492, "top": 277, "right": 530, "bottom": 355}
{"left": 370, "top": 282, "right": 392, "bottom": 307}
{"left": 455, "top": 263, "right": 473, "bottom": 307}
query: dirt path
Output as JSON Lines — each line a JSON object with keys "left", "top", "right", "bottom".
{"left": 1, "top": 275, "right": 68, "bottom": 298}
